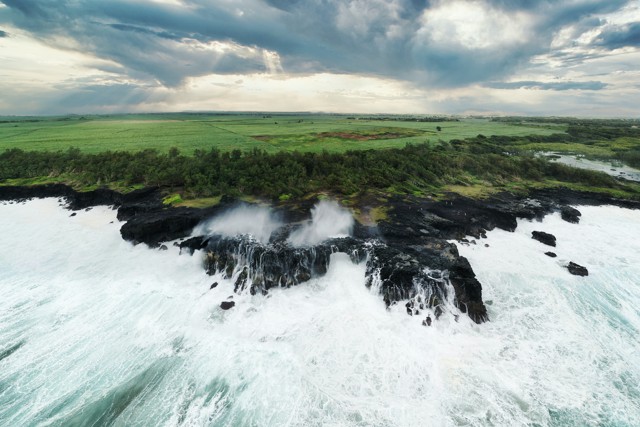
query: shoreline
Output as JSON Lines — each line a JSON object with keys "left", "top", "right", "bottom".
{"left": 2, "top": 183, "right": 640, "bottom": 324}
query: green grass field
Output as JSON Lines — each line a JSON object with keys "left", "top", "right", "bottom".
{"left": 0, "top": 113, "right": 563, "bottom": 154}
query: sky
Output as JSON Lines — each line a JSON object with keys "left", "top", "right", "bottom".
{"left": 0, "top": 0, "right": 639, "bottom": 116}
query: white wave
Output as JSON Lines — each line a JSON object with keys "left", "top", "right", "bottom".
{"left": 193, "top": 204, "right": 282, "bottom": 243}
{"left": 287, "top": 200, "right": 354, "bottom": 246}
{"left": 1, "top": 199, "right": 639, "bottom": 426}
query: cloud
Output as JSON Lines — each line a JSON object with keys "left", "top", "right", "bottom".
{"left": 485, "top": 80, "right": 608, "bottom": 91}
{"left": 595, "top": 22, "right": 640, "bottom": 49}
{"left": 0, "top": 0, "right": 634, "bottom": 89}
{"left": 0, "top": 0, "right": 638, "bottom": 115}
{"left": 0, "top": 29, "right": 7, "bottom": 37}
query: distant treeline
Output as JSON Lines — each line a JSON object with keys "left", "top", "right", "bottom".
{"left": 492, "top": 117, "right": 640, "bottom": 127}
{"left": 353, "top": 116, "right": 460, "bottom": 122}
{"left": 0, "top": 142, "right": 626, "bottom": 199}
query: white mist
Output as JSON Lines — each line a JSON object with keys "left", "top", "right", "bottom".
{"left": 287, "top": 200, "right": 354, "bottom": 246}
{"left": 193, "top": 204, "right": 282, "bottom": 243}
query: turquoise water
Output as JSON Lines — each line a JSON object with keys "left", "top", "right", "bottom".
{"left": 0, "top": 199, "right": 639, "bottom": 426}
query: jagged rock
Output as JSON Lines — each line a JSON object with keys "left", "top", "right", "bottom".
{"left": 119, "top": 207, "right": 207, "bottom": 247}
{"left": 567, "top": 262, "right": 588, "bottom": 276}
{"left": 560, "top": 206, "right": 582, "bottom": 224}
{"left": 179, "top": 236, "right": 209, "bottom": 254}
{"left": 116, "top": 188, "right": 164, "bottom": 221}
{"left": 203, "top": 235, "right": 364, "bottom": 295}
{"left": 545, "top": 251, "right": 557, "bottom": 258}
{"left": 532, "top": 231, "right": 556, "bottom": 247}
{"left": 220, "top": 301, "right": 235, "bottom": 310}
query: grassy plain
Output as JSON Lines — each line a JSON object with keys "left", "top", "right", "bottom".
{"left": 0, "top": 113, "right": 563, "bottom": 154}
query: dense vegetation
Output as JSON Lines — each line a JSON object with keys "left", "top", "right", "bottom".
{"left": 1, "top": 140, "right": 636, "bottom": 201}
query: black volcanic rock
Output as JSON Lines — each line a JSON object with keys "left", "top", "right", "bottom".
{"left": 560, "top": 206, "right": 582, "bottom": 224}
{"left": 116, "top": 188, "right": 164, "bottom": 221}
{"left": 545, "top": 251, "right": 557, "bottom": 258}
{"left": 532, "top": 231, "right": 556, "bottom": 247}
{"left": 203, "top": 235, "right": 365, "bottom": 295}
{"left": 220, "top": 301, "right": 235, "bottom": 310}
{"left": 567, "top": 262, "right": 589, "bottom": 276}
{"left": 179, "top": 236, "right": 209, "bottom": 254}
{"left": 0, "top": 184, "right": 122, "bottom": 208}
{"left": 119, "top": 207, "right": 208, "bottom": 247}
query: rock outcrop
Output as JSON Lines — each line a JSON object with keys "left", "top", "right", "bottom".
{"left": 560, "top": 206, "right": 582, "bottom": 224}
{"left": 532, "top": 231, "right": 557, "bottom": 247}
{"left": 567, "top": 262, "right": 589, "bottom": 276}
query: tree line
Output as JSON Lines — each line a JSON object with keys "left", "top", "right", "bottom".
{"left": 0, "top": 141, "right": 627, "bottom": 200}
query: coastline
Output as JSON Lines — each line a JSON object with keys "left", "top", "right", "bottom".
{"left": 3, "top": 183, "right": 639, "bottom": 324}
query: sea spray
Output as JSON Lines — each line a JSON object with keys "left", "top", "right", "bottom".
{"left": 1, "top": 199, "right": 640, "bottom": 426}
{"left": 288, "top": 200, "right": 354, "bottom": 246}
{"left": 193, "top": 204, "right": 282, "bottom": 243}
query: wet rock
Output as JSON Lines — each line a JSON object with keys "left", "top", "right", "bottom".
{"left": 159, "top": 244, "right": 168, "bottom": 251}
{"left": 422, "top": 315, "right": 432, "bottom": 326}
{"left": 532, "top": 231, "right": 556, "bottom": 247}
{"left": 567, "top": 262, "right": 589, "bottom": 276}
{"left": 434, "top": 306, "right": 443, "bottom": 319}
{"left": 69, "top": 212, "right": 77, "bottom": 217}
{"left": 545, "top": 251, "right": 557, "bottom": 258}
{"left": 220, "top": 301, "right": 235, "bottom": 310}
{"left": 210, "top": 282, "right": 218, "bottom": 290}
{"left": 560, "top": 206, "right": 582, "bottom": 224}
{"left": 204, "top": 235, "right": 358, "bottom": 294}
{"left": 179, "top": 236, "right": 209, "bottom": 255}
{"left": 119, "top": 208, "right": 209, "bottom": 247}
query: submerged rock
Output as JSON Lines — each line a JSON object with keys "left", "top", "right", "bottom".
{"left": 567, "top": 262, "right": 589, "bottom": 276}
{"left": 532, "top": 231, "right": 557, "bottom": 247}
{"left": 560, "top": 206, "right": 582, "bottom": 224}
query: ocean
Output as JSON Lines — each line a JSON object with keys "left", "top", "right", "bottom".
{"left": 1, "top": 198, "right": 639, "bottom": 426}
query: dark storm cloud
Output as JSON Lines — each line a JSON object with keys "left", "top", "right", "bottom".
{"left": 0, "top": 0, "right": 635, "bottom": 88}
{"left": 486, "top": 80, "right": 608, "bottom": 91}
{"left": 595, "top": 22, "right": 640, "bottom": 49}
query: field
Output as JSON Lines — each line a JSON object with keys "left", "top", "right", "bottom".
{"left": 0, "top": 113, "right": 563, "bottom": 154}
